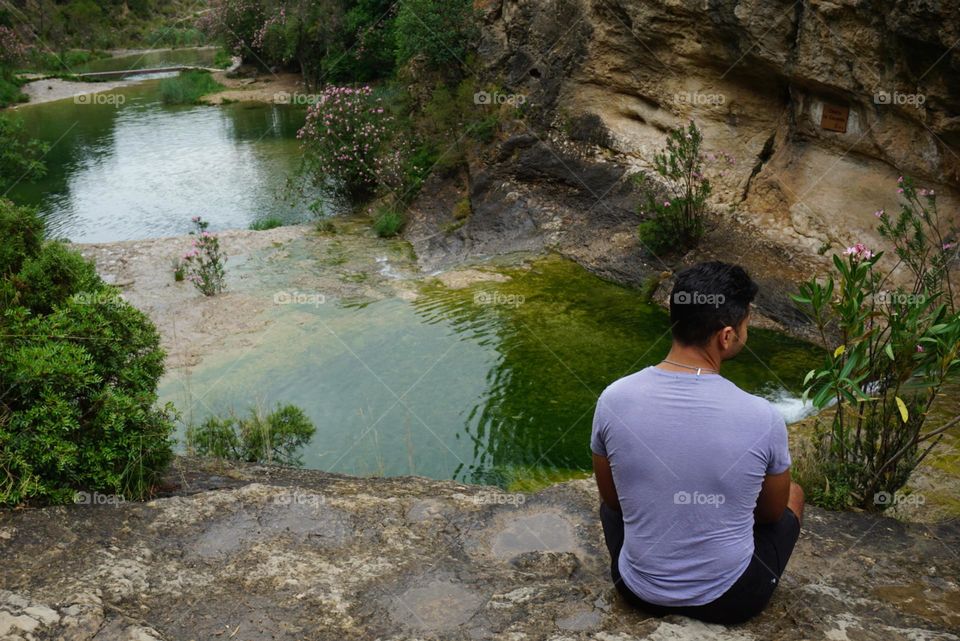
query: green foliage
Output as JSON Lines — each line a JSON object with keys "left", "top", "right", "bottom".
{"left": 249, "top": 216, "right": 284, "bottom": 231}
{"left": 373, "top": 205, "right": 404, "bottom": 237}
{"left": 634, "top": 121, "right": 728, "bottom": 256}
{"left": 172, "top": 258, "right": 186, "bottom": 282}
{"left": 315, "top": 219, "right": 337, "bottom": 234}
{"left": 15, "top": 241, "right": 101, "bottom": 314}
{"left": 394, "top": 0, "right": 477, "bottom": 71}
{"left": 213, "top": 47, "right": 234, "bottom": 69}
{"left": 792, "top": 176, "right": 960, "bottom": 511}
{"left": 0, "top": 115, "right": 49, "bottom": 192}
{"left": 159, "top": 70, "right": 223, "bottom": 105}
{"left": 186, "top": 404, "right": 316, "bottom": 467}
{"left": 145, "top": 26, "right": 206, "bottom": 47}
{"left": 453, "top": 198, "right": 471, "bottom": 221}
{"left": 0, "top": 198, "right": 175, "bottom": 506}
{"left": 0, "top": 72, "right": 27, "bottom": 107}
{"left": 388, "top": 78, "right": 501, "bottom": 200}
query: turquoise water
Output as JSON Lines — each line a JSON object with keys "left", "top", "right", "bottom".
{"left": 160, "top": 254, "right": 822, "bottom": 489}
{"left": 8, "top": 78, "right": 315, "bottom": 242}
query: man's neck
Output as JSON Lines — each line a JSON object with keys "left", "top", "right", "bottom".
{"left": 658, "top": 345, "right": 722, "bottom": 374}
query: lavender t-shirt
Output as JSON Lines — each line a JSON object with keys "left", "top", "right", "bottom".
{"left": 591, "top": 366, "right": 792, "bottom": 607}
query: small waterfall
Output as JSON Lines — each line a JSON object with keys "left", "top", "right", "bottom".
{"left": 763, "top": 388, "right": 819, "bottom": 424}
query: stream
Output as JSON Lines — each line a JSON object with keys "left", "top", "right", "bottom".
{"left": 11, "top": 65, "right": 823, "bottom": 490}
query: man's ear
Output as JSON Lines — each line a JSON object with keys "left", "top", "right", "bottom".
{"left": 718, "top": 325, "right": 737, "bottom": 351}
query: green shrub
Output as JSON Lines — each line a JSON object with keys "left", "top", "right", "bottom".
{"left": 159, "top": 70, "right": 223, "bottom": 105}
{"left": 373, "top": 206, "right": 405, "bottom": 237}
{"left": 0, "top": 115, "right": 49, "bottom": 192}
{"left": 0, "top": 199, "right": 175, "bottom": 506}
{"left": 249, "top": 217, "right": 284, "bottom": 231}
{"left": 213, "top": 47, "right": 234, "bottom": 69}
{"left": 793, "top": 176, "right": 960, "bottom": 511}
{"left": 394, "top": 0, "right": 478, "bottom": 71}
{"left": 315, "top": 219, "right": 337, "bottom": 234}
{"left": 186, "top": 404, "right": 316, "bottom": 467}
{"left": 0, "top": 73, "right": 27, "bottom": 107}
{"left": 634, "top": 121, "right": 730, "bottom": 256}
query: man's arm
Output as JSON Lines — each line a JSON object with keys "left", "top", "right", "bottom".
{"left": 593, "top": 453, "right": 621, "bottom": 513}
{"left": 754, "top": 469, "right": 791, "bottom": 524}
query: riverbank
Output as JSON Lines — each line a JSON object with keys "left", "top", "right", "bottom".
{"left": 13, "top": 76, "right": 139, "bottom": 107}
{"left": 0, "top": 455, "right": 957, "bottom": 641}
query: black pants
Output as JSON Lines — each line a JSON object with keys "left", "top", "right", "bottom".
{"left": 600, "top": 502, "right": 800, "bottom": 625}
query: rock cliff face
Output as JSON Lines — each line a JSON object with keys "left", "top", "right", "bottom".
{"left": 1, "top": 458, "right": 958, "bottom": 641}
{"left": 476, "top": 0, "right": 960, "bottom": 255}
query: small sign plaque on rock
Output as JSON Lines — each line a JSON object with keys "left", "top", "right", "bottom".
{"left": 821, "top": 103, "right": 849, "bottom": 133}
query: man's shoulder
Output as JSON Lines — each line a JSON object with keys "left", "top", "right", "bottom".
{"left": 719, "top": 380, "right": 781, "bottom": 419}
{"left": 598, "top": 368, "right": 653, "bottom": 402}
{"left": 599, "top": 370, "right": 778, "bottom": 419}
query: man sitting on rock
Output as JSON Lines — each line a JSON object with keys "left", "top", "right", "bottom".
{"left": 591, "top": 261, "right": 804, "bottom": 624}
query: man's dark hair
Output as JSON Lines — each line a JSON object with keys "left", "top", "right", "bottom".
{"left": 669, "top": 262, "right": 759, "bottom": 346}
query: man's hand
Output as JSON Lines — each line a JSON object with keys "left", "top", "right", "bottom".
{"left": 755, "top": 469, "right": 791, "bottom": 524}
{"left": 593, "top": 453, "right": 621, "bottom": 513}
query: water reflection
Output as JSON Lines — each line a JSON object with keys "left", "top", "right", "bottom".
{"left": 8, "top": 78, "right": 314, "bottom": 242}
{"left": 410, "top": 256, "right": 821, "bottom": 487}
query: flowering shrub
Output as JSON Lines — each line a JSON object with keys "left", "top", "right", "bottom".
{"left": 793, "top": 176, "right": 960, "bottom": 510}
{"left": 0, "top": 26, "right": 28, "bottom": 65}
{"left": 182, "top": 217, "right": 227, "bottom": 296}
{"left": 635, "top": 121, "right": 734, "bottom": 255}
{"left": 298, "top": 85, "right": 402, "bottom": 202}
{"left": 198, "top": 0, "right": 269, "bottom": 59}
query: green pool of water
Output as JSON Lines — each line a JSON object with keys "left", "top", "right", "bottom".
{"left": 8, "top": 77, "right": 315, "bottom": 242}
{"left": 160, "top": 255, "right": 823, "bottom": 489}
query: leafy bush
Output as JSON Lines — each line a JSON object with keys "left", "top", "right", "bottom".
{"left": 394, "top": 0, "right": 477, "bottom": 71}
{"left": 0, "top": 115, "right": 49, "bottom": 190}
{"left": 635, "top": 121, "right": 732, "bottom": 256}
{"left": 0, "top": 74, "right": 26, "bottom": 108}
{"left": 181, "top": 216, "right": 227, "bottom": 296}
{"left": 0, "top": 199, "right": 175, "bottom": 505}
{"left": 249, "top": 216, "right": 284, "bottom": 231}
{"left": 159, "top": 70, "right": 223, "bottom": 104}
{"left": 298, "top": 85, "right": 403, "bottom": 202}
{"left": 372, "top": 205, "right": 405, "bottom": 237}
{"left": 793, "top": 176, "right": 960, "bottom": 511}
{"left": 213, "top": 47, "right": 234, "bottom": 69}
{"left": 186, "top": 404, "right": 316, "bottom": 467}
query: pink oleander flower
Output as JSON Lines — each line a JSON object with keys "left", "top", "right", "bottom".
{"left": 916, "top": 345, "right": 925, "bottom": 353}
{"left": 944, "top": 242, "right": 957, "bottom": 250}
{"left": 663, "top": 201, "right": 671, "bottom": 207}
{"left": 874, "top": 209, "right": 884, "bottom": 218}
{"left": 844, "top": 243, "right": 874, "bottom": 260}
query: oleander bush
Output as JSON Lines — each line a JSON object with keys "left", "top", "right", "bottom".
{"left": 793, "top": 176, "right": 960, "bottom": 511}
{"left": 0, "top": 198, "right": 176, "bottom": 506}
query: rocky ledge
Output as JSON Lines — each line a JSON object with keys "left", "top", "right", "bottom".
{"left": 1, "top": 458, "right": 958, "bottom": 641}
